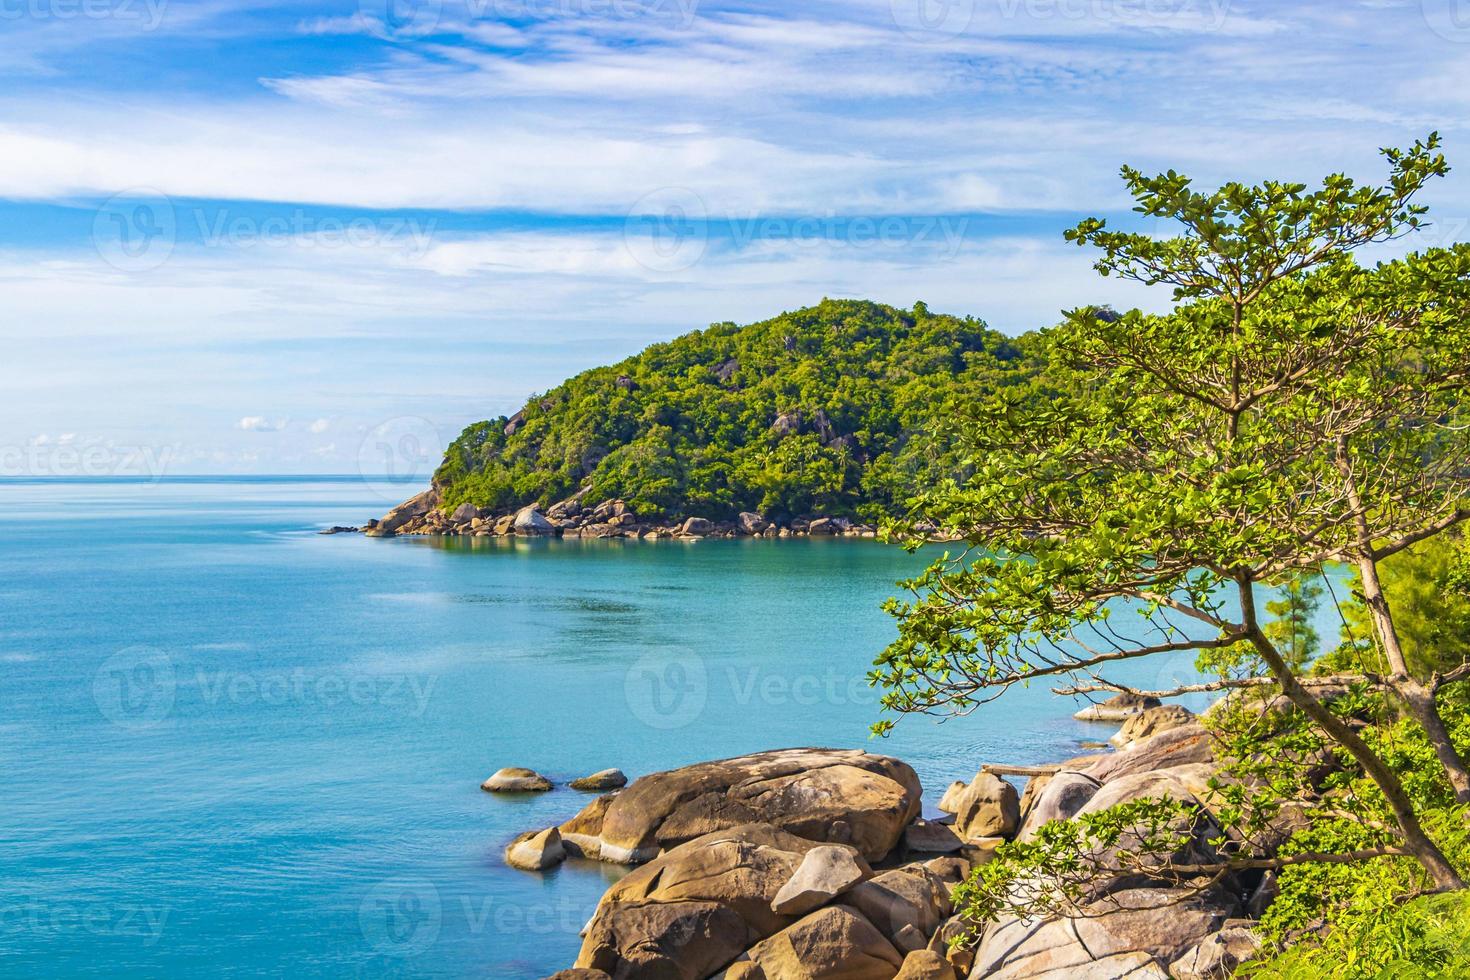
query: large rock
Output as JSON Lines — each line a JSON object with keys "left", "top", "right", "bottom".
{"left": 574, "top": 824, "right": 831, "bottom": 978}
{"left": 971, "top": 886, "right": 1240, "bottom": 979}
{"left": 505, "top": 827, "right": 567, "bottom": 871}
{"left": 772, "top": 845, "right": 872, "bottom": 916}
{"left": 559, "top": 748, "right": 922, "bottom": 865}
{"left": 570, "top": 768, "right": 628, "bottom": 792}
{"left": 371, "top": 488, "right": 439, "bottom": 536}
{"left": 1081, "top": 724, "right": 1214, "bottom": 784}
{"left": 1110, "top": 705, "right": 1195, "bottom": 750}
{"left": 1073, "top": 692, "right": 1160, "bottom": 722}
{"left": 449, "top": 501, "right": 480, "bottom": 523}
{"left": 845, "top": 867, "right": 952, "bottom": 951}
{"left": 513, "top": 505, "right": 555, "bottom": 535}
{"left": 680, "top": 516, "right": 713, "bottom": 537}
{"left": 903, "top": 820, "right": 964, "bottom": 854}
{"left": 1016, "top": 771, "right": 1101, "bottom": 842}
{"left": 950, "top": 772, "right": 1020, "bottom": 841}
{"left": 725, "top": 905, "right": 904, "bottom": 980}
{"left": 936, "top": 781, "right": 967, "bottom": 815}
{"left": 1169, "top": 920, "right": 1261, "bottom": 979}
{"left": 738, "top": 512, "right": 770, "bottom": 535}
{"left": 481, "top": 767, "right": 552, "bottom": 792}
{"left": 895, "top": 949, "right": 955, "bottom": 980}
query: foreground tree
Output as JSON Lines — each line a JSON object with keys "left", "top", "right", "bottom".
{"left": 873, "top": 135, "right": 1470, "bottom": 892}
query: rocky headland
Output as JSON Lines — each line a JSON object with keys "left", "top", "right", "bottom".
{"left": 353, "top": 487, "right": 893, "bottom": 542}
{"left": 490, "top": 698, "right": 1273, "bottom": 980}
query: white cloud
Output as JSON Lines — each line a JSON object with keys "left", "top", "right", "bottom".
{"left": 309, "top": 418, "right": 331, "bottom": 433}
{"left": 237, "top": 416, "right": 284, "bottom": 432}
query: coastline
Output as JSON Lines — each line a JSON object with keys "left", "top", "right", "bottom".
{"left": 340, "top": 486, "right": 902, "bottom": 542}
{"left": 497, "top": 695, "right": 1251, "bottom": 979}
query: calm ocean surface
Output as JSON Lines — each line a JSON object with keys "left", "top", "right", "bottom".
{"left": 0, "top": 477, "right": 1215, "bottom": 978}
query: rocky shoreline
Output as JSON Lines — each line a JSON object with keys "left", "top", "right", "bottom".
{"left": 331, "top": 488, "right": 893, "bottom": 541}
{"left": 485, "top": 695, "right": 1268, "bottom": 979}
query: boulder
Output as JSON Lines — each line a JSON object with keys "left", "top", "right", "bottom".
{"left": 971, "top": 886, "right": 1239, "bottom": 979}
{"left": 680, "top": 516, "right": 713, "bottom": 537}
{"left": 1110, "top": 705, "right": 1195, "bottom": 750}
{"left": 950, "top": 772, "right": 1020, "bottom": 841}
{"left": 505, "top": 827, "right": 567, "bottom": 871}
{"left": 481, "top": 767, "right": 553, "bottom": 793}
{"left": 560, "top": 748, "right": 922, "bottom": 865}
{"left": 1081, "top": 724, "right": 1214, "bottom": 784}
{"left": 574, "top": 824, "right": 829, "bottom": 977}
{"left": 1016, "top": 771, "right": 1101, "bottom": 842}
{"left": 513, "top": 506, "right": 555, "bottom": 536}
{"left": 449, "top": 502, "right": 480, "bottom": 523}
{"left": 371, "top": 488, "right": 439, "bottom": 536}
{"left": 1073, "top": 692, "right": 1160, "bottom": 722}
{"left": 808, "top": 517, "right": 837, "bottom": 535}
{"left": 725, "top": 905, "right": 904, "bottom": 980}
{"left": 845, "top": 867, "right": 952, "bottom": 950}
{"left": 903, "top": 820, "right": 963, "bottom": 854}
{"left": 1170, "top": 920, "right": 1261, "bottom": 979}
{"left": 543, "top": 971, "right": 610, "bottom": 980}
{"left": 493, "top": 514, "right": 515, "bottom": 535}
{"left": 738, "top": 512, "right": 770, "bottom": 535}
{"left": 570, "top": 769, "right": 628, "bottom": 792}
{"left": 895, "top": 949, "right": 955, "bottom": 980}
{"left": 936, "top": 781, "right": 967, "bottom": 814}
{"left": 771, "top": 845, "right": 873, "bottom": 916}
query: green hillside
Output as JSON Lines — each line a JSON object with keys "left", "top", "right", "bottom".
{"left": 432, "top": 299, "right": 1043, "bottom": 521}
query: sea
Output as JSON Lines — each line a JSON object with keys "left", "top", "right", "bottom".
{"left": 0, "top": 476, "right": 1227, "bottom": 977}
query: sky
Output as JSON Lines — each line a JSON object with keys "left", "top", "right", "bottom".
{"left": 2, "top": 0, "right": 1470, "bottom": 476}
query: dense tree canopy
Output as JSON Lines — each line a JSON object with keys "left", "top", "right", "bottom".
{"left": 874, "top": 134, "right": 1470, "bottom": 926}
{"left": 431, "top": 299, "right": 1044, "bottom": 520}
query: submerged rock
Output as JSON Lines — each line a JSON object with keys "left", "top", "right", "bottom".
{"left": 481, "top": 767, "right": 553, "bottom": 793}
{"left": 569, "top": 768, "right": 627, "bottom": 792}
{"left": 1073, "top": 692, "right": 1161, "bottom": 722}
{"left": 505, "top": 827, "right": 567, "bottom": 871}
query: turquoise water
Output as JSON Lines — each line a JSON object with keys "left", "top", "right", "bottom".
{"left": 0, "top": 477, "right": 1211, "bottom": 978}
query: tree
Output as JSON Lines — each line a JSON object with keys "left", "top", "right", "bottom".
{"left": 872, "top": 134, "right": 1470, "bottom": 892}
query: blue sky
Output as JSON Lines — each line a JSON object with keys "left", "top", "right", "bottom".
{"left": 2, "top": 0, "right": 1470, "bottom": 476}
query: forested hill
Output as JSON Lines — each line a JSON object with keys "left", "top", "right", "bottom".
{"left": 432, "top": 299, "right": 1044, "bottom": 522}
